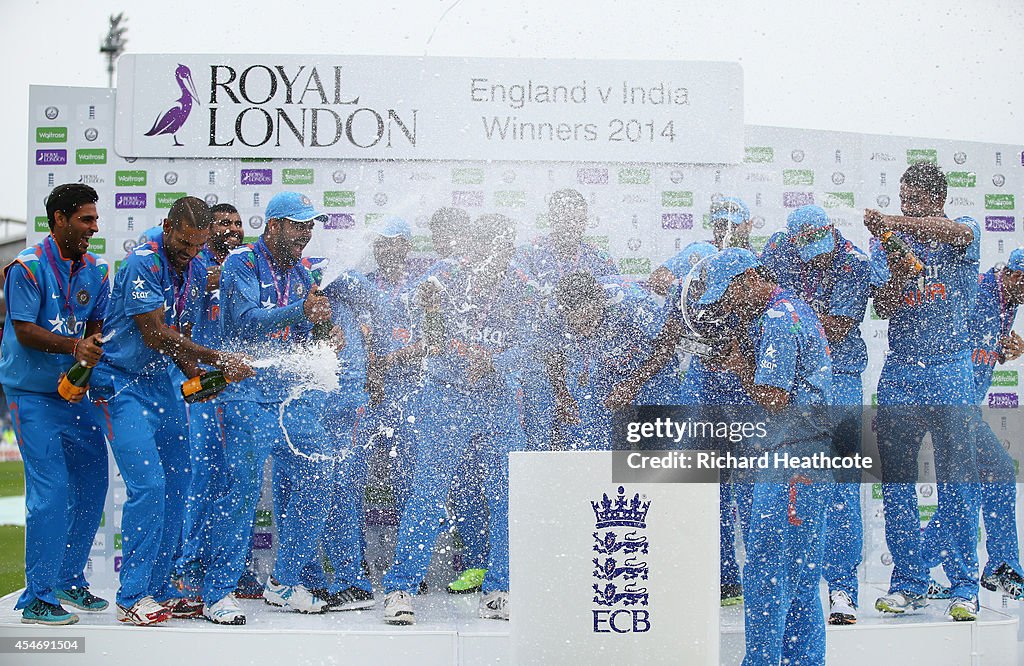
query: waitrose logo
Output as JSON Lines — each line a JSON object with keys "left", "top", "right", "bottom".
{"left": 156, "top": 192, "right": 187, "bottom": 208}
{"left": 907, "top": 149, "right": 938, "bottom": 164}
{"left": 282, "top": 168, "right": 314, "bottom": 185}
{"left": 452, "top": 167, "right": 485, "bottom": 185}
{"left": 36, "top": 127, "right": 67, "bottom": 143}
{"left": 88, "top": 238, "right": 106, "bottom": 254}
{"left": 324, "top": 191, "right": 356, "bottom": 207}
{"left": 76, "top": 148, "right": 107, "bottom": 165}
{"left": 946, "top": 171, "right": 976, "bottom": 188}
{"left": 986, "top": 194, "right": 1015, "bottom": 210}
{"left": 116, "top": 170, "right": 147, "bottom": 187}
{"left": 662, "top": 191, "right": 693, "bottom": 207}
{"left": 823, "top": 192, "right": 855, "bottom": 208}
{"left": 34, "top": 217, "right": 48, "bottom": 233}
{"left": 992, "top": 370, "right": 1018, "bottom": 387}
{"left": 744, "top": 146, "right": 774, "bottom": 163}
{"left": 495, "top": 191, "right": 527, "bottom": 208}
{"left": 619, "top": 257, "right": 651, "bottom": 275}
{"left": 783, "top": 169, "right": 814, "bottom": 186}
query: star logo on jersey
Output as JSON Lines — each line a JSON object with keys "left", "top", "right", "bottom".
{"left": 453, "top": 319, "right": 473, "bottom": 339}
{"left": 765, "top": 344, "right": 777, "bottom": 359}
{"left": 48, "top": 312, "right": 66, "bottom": 333}
{"left": 132, "top": 277, "right": 146, "bottom": 291}
{"left": 982, "top": 332, "right": 994, "bottom": 346}
{"left": 261, "top": 296, "right": 275, "bottom": 309}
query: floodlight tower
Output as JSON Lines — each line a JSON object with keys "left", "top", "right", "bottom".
{"left": 99, "top": 13, "right": 128, "bottom": 88}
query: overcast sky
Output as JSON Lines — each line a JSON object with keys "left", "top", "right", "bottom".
{"left": 2, "top": 0, "right": 1021, "bottom": 221}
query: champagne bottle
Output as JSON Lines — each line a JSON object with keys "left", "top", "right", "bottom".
{"left": 181, "top": 370, "right": 230, "bottom": 403}
{"left": 880, "top": 230, "right": 924, "bottom": 274}
{"left": 57, "top": 336, "right": 105, "bottom": 403}
{"left": 311, "top": 320, "right": 334, "bottom": 342}
{"left": 57, "top": 359, "right": 92, "bottom": 403}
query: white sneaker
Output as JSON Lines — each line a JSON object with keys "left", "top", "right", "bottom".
{"left": 116, "top": 596, "right": 171, "bottom": 626}
{"left": 382, "top": 590, "right": 415, "bottom": 625}
{"left": 947, "top": 596, "right": 979, "bottom": 622}
{"left": 263, "top": 577, "right": 327, "bottom": 614}
{"left": 478, "top": 591, "right": 509, "bottom": 621}
{"left": 203, "top": 594, "right": 246, "bottom": 625}
{"left": 828, "top": 589, "right": 857, "bottom": 625}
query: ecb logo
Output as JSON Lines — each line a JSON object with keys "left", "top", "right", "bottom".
{"left": 591, "top": 486, "right": 651, "bottom": 634}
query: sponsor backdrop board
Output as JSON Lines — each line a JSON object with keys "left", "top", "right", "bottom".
{"left": 509, "top": 451, "right": 719, "bottom": 664}
{"left": 25, "top": 80, "right": 1024, "bottom": 622}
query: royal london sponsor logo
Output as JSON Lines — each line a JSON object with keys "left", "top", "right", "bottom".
{"left": 35, "top": 149, "right": 66, "bottom": 165}
{"left": 661, "top": 213, "right": 693, "bottom": 230}
{"left": 115, "top": 193, "right": 147, "bottom": 209}
{"left": 453, "top": 191, "right": 484, "bottom": 207}
{"left": 591, "top": 486, "right": 651, "bottom": 634}
{"left": 989, "top": 393, "right": 1019, "bottom": 409}
{"left": 240, "top": 168, "right": 273, "bottom": 185}
{"left": 578, "top": 168, "right": 609, "bottom": 185}
{"left": 783, "top": 192, "right": 814, "bottom": 208}
{"left": 985, "top": 216, "right": 1015, "bottom": 232}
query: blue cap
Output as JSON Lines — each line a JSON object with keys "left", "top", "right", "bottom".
{"left": 661, "top": 241, "right": 718, "bottom": 278}
{"left": 1009, "top": 248, "right": 1024, "bottom": 272}
{"left": 709, "top": 197, "right": 750, "bottom": 226}
{"left": 265, "top": 191, "right": 328, "bottom": 224}
{"left": 696, "top": 247, "right": 760, "bottom": 306}
{"left": 787, "top": 205, "right": 835, "bottom": 262}
{"left": 379, "top": 216, "right": 412, "bottom": 240}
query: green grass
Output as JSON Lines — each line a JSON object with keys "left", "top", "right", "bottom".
{"left": 0, "top": 461, "right": 24, "bottom": 598}
{"left": 0, "top": 461, "right": 24, "bottom": 497}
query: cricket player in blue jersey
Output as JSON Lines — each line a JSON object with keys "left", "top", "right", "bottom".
{"left": 381, "top": 214, "right": 526, "bottom": 625}
{"left": 174, "top": 203, "right": 256, "bottom": 600}
{"left": 95, "top": 197, "right": 253, "bottom": 626}
{"left": 868, "top": 162, "right": 983, "bottom": 621}
{"left": 699, "top": 247, "right": 834, "bottom": 666}
{"left": 548, "top": 273, "right": 662, "bottom": 449}
{"left": 920, "top": 249, "right": 1024, "bottom": 599}
{"left": 0, "top": 184, "right": 109, "bottom": 625}
{"left": 509, "top": 189, "right": 617, "bottom": 451}
{"left": 200, "top": 192, "right": 341, "bottom": 624}
{"left": 761, "top": 205, "right": 872, "bottom": 625}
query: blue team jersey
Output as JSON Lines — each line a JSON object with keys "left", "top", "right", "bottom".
{"left": 869, "top": 216, "right": 981, "bottom": 362}
{"left": 418, "top": 259, "right": 529, "bottom": 394}
{"left": 510, "top": 236, "right": 617, "bottom": 320}
{"left": 365, "top": 268, "right": 424, "bottom": 384}
{"left": 218, "top": 239, "right": 321, "bottom": 403}
{"left": 969, "top": 270, "right": 1017, "bottom": 404}
{"left": 100, "top": 233, "right": 204, "bottom": 377}
{"left": 761, "top": 230, "right": 871, "bottom": 374}
{"left": 187, "top": 247, "right": 225, "bottom": 349}
{"left": 0, "top": 236, "right": 110, "bottom": 395}
{"left": 325, "top": 271, "right": 373, "bottom": 386}
{"left": 559, "top": 277, "right": 662, "bottom": 399}
{"left": 751, "top": 288, "right": 832, "bottom": 406}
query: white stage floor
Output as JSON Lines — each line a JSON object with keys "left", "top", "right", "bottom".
{"left": 0, "top": 584, "right": 1018, "bottom": 665}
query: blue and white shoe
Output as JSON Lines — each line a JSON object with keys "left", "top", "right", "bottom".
{"left": 262, "top": 577, "right": 327, "bottom": 614}
{"left": 21, "top": 599, "right": 79, "bottom": 625}
{"left": 56, "top": 587, "right": 109, "bottom": 612}
{"left": 875, "top": 591, "right": 928, "bottom": 615}
{"left": 981, "top": 563, "right": 1024, "bottom": 600}
{"left": 947, "top": 596, "right": 979, "bottom": 622}
{"left": 203, "top": 594, "right": 246, "bottom": 625}
{"left": 927, "top": 579, "right": 952, "bottom": 600}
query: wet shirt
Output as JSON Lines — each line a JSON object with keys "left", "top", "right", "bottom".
{"left": 418, "top": 259, "right": 529, "bottom": 394}
{"left": 188, "top": 247, "right": 225, "bottom": 349}
{"left": 969, "top": 269, "right": 1017, "bottom": 403}
{"left": 0, "top": 236, "right": 109, "bottom": 395}
{"left": 869, "top": 216, "right": 981, "bottom": 362}
{"left": 366, "top": 267, "right": 425, "bottom": 384}
{"left": 100, "top": 232, "right": 203, "bottom": 377}
{"left": 761, "top": 230, "right": 871, "bottom": 374}
{"left": 325, "top": 271, "right": 373, "bottom": 387}
{"left": 559, "top": 278, "right": 662, "bottom": 402}
{"left": 219, "top": 238, "right": 320, "bottom": 403}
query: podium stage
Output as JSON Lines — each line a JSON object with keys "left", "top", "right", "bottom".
{"left": 0, "top": 583, "right": 1018, "bottom": 665}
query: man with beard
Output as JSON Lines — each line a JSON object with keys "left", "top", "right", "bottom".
{"left": 94, "top": 197, "right": 253, "bottom": 626}
{"left": 174, "top": 203, "right": 257, "bottom": 603}
{"left": 200, "top": 192, "right": 339, "bottom": 624}
{"left": 0, "top": 184, "right": 110, "bottom": 625}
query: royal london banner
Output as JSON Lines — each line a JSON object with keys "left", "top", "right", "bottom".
{"left": 113, "top": 55, "right": 744, "bottom": 164}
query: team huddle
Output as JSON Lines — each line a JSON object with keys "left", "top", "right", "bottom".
{"left": 4, "top": 162, "right": 1023, "bottom": 665}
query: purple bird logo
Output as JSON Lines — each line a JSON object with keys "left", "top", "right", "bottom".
{"left": 144, "top": 64, "right": 199, "bottom": 146}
